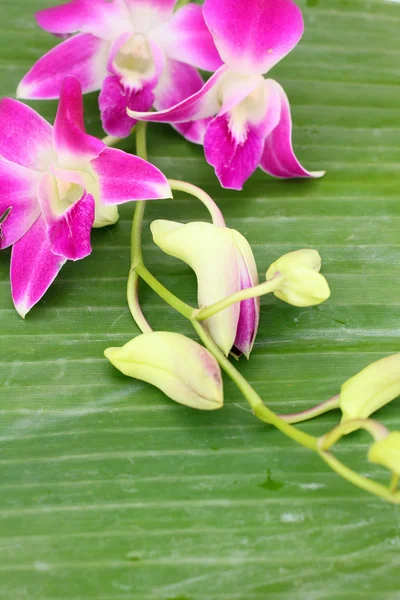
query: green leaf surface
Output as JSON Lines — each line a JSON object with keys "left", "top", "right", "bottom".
{"left": 1, "top": 0, "right": 400, "bottom": 598}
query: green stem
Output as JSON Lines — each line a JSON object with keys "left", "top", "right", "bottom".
{"left": 102, "top": 135, "right": 122, "bottom": 147}
{"left": 196, "top": 276, "right": 283, "bottom": 322}
{"left": 190, "top": 319, "right": 317, "bottom": 450}
{"left": 318, "top": 450, "right": 400, "bottom": 504}
{"left": 320, "top": 418, "right": 389, "bottom": 451}
{"left": 127, "top": 270, "right": 153, "bottom": 334}
{"left": 136, "top": 263, "right": 194, "bottom": 321}
{"left": 278, "top": 394, "right": 341, "bottom": 424}
{"left": 127, "top": 122, "right": 152, "bottom": 332}
{"left": 168, "top": 179, "right": 226, "bottom": 227}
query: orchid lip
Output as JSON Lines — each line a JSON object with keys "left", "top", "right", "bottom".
{"left": 112, "top": 33, "right": 157, "bottom": 89}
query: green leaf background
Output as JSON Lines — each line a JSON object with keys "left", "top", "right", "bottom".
{"left": 1, "top": 0, "right": 400, "bottom": 597}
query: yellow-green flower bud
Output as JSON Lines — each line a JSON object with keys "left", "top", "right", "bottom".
{"left": 368, "top": 432, "right": 400, "bottom": 477}
{"left": 151, "top": 220, "right": 259, "bottom": 357}
{"left": 104, "top": 332, "right": 223, "bottom": 410}
{"left": 340, "top": 353, "right": 400, "bottom": 422}
{"left": 266, "top": 249, "right": 330, "bottom": 307}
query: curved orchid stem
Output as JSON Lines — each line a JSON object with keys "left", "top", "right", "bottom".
{"left": 168, "top": 179, "right": 226, "bottom": 227}
{"left": 101, "top": 135, "right": 122, "bottom": 147}
{"left": 127, "top": 123, "right": 153, "bottom": 333}
{"left": 320, "top": 418, "right": 389, "bottom": 451}
{"left": 318, "top": 450, "right": 400, "bottom": 504}
{"left": 278, "top": 394, "right": 341, "bottom": 424}
{"left": 196, "top": 275, "right": 283, "bottom": 322}
{"left": 190, "top": 319, "right": 317, "bottom": 450}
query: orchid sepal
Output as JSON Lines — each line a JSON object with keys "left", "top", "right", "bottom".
{"left": 105, "top": 332, "right": 224, "bottom": 410}
{"left": 151, "top": 219, "right": 259, "bottom": 358}
{"left": 339, "top": 353, "right": 400, "bottom": 423}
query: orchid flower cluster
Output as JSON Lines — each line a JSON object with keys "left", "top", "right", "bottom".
{"left": 1, "top": 0, "right": 398, "bottom": 503}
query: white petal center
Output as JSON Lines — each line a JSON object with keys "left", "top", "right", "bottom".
{"left": 113, "top": 34, "right": 156, "bottom": 89}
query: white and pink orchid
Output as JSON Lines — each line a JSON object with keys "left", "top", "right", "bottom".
{"left": 128, "top": 0, "right": 325, "bottom": 190}
{"left": 0, "top": 76, "right": 171, "bottom": 317}
{"left": 17, "top": 0, "right": 222, "bottom": 140}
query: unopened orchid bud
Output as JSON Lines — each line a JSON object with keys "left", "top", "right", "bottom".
{"left": 266, "top": 249, "right": 330, "bottom": 307}
{"left": 151, "top": 220, "right": 259, "bottom": 358}
{"left": 104, "top": 332, "right": 223, "bottom": 410}
{"left": 340, "top": 353, "right": 400, "bottom": 422}
{"left": 368, "top": 432, "right": 400, "bottom": 477}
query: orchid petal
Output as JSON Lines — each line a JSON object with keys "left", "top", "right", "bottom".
{"left": 100, "top": 35, "right": 165, "bottom": 137}
{"left": 204, "top": 114, "right": 264, "bottom": 190}
{"left": 53, "top": 76, "right": 104, "bottom": 168}
{"left": 48, "top": 163, "right": 114, "bottom": 228}
{"left": 154, "top": 59, "right": 210, "bottom": 144}
{"left": 0, "top": 99, "right": 53, "bottom": 171}
{"left": 17, "top": 33, "right": 109, "bottom": 100}
{"left": 38, "top": 172, "right": 95, "bottom": 261}
{"left": 151, "top": 220, "right": 241, "bottom": 356}
{"left": 100, "top": 75, "right": 154, "bottom": 137}
{"left": 0, "top": 159, "right": 41, "bottom": 249}
{"left": 128, "top": 65, "right": 228, "bottom": 123}
{"left": 11, "top": 216, "right": 66, "bottom": 318}
{"left": 36, "top": 0, "right": 131, "bottom": 40}
{"left": 231, "top": 230, "right": 260, "bottom": 358}
{"left": 204, "top": 79, "right": 273, "bottom": 190}
{"left": 203, "top": 0, "right": 304, "bottom": 75}
{"left": 234, "top": 287, "right": 257, "bottom": 358}
{"left": 91, "top": 147, "right": 171, "bottom": 204}
{"left": 151, "top": 4, "right": 222, "bottom": 72}
{"left": 260, "top": 81, "right": 325, "bottom": 179}
{"left": 125, "top": 0, "right": 177, "bottom": 33}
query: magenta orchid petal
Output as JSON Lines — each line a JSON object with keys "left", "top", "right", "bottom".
{"left": 17, "top": 33, "right": 109, "bottom": 99}
{"left": 100, "top": 35, "right": 165, "bottom": 137}
{"left": 154, "top": 59, "right": 211, "bottom": 144}
{"left": 91, "top": 147, "right": 171, "bottom": 204}
{"left": 234, "top": 296, "right": 257, "bottom": 357}
{"left": 204, "top": 78, "right": 274, "bottom": 190}
{"left": 53, "top": 77, "right": 104, "bottom": 167}
{"left": 11, "top": 216, "right": 67, "bottom": 318}
{"left": 36, "top": 0, "right": 130, "bottom": 40}
{"left": 0, "top": 160, "right": 41, "bottom": 249}
{"left": 38, "top": 172, "right": 95, "bottom": 261}
{"left": 0, "top": 99, "right": 53, "bottom": 171}
{"left": 203, "top": 0, "right": 304, "bottom": 76}
{"left": 152, "top": 4, "right": 223, "bottom": 72}
{"left": 233, "top": 251, "right": 260, "bottom": 357}
{"left": 99, "top": 75, "right": 154, "bottom": 137}
{"left": 204, "top": 114, "right": 265, "bottom": 191}
{"left": 128, "top": 64, "right": 227, "bottom": 123}
{"left": 260, "top": 81, "right": 325, "bottom": 179}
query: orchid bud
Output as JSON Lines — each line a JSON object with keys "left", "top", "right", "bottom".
{"left": 151, "top": 220, "right": 259, "bottom": 358}
{"left": 368, "top": 432, "right": 400, "bottom": 477}
{"left": 340, "top": 353, "right": 400, "bottom": 422}
{"left": 266, "top": 249, "right": 330, "bottom": 307}
{"left": 104, "top": 332, "right": 223, "bottom": 410}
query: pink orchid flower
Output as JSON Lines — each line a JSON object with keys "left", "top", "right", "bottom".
{"left": 0, "top": 76, "right": 171, "bottom": 318}
{"left": 17, "top": 0, "right": 222, "bottom": 140}
{"left": 128, "top": 0, "right": 325, "bottom": 190}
